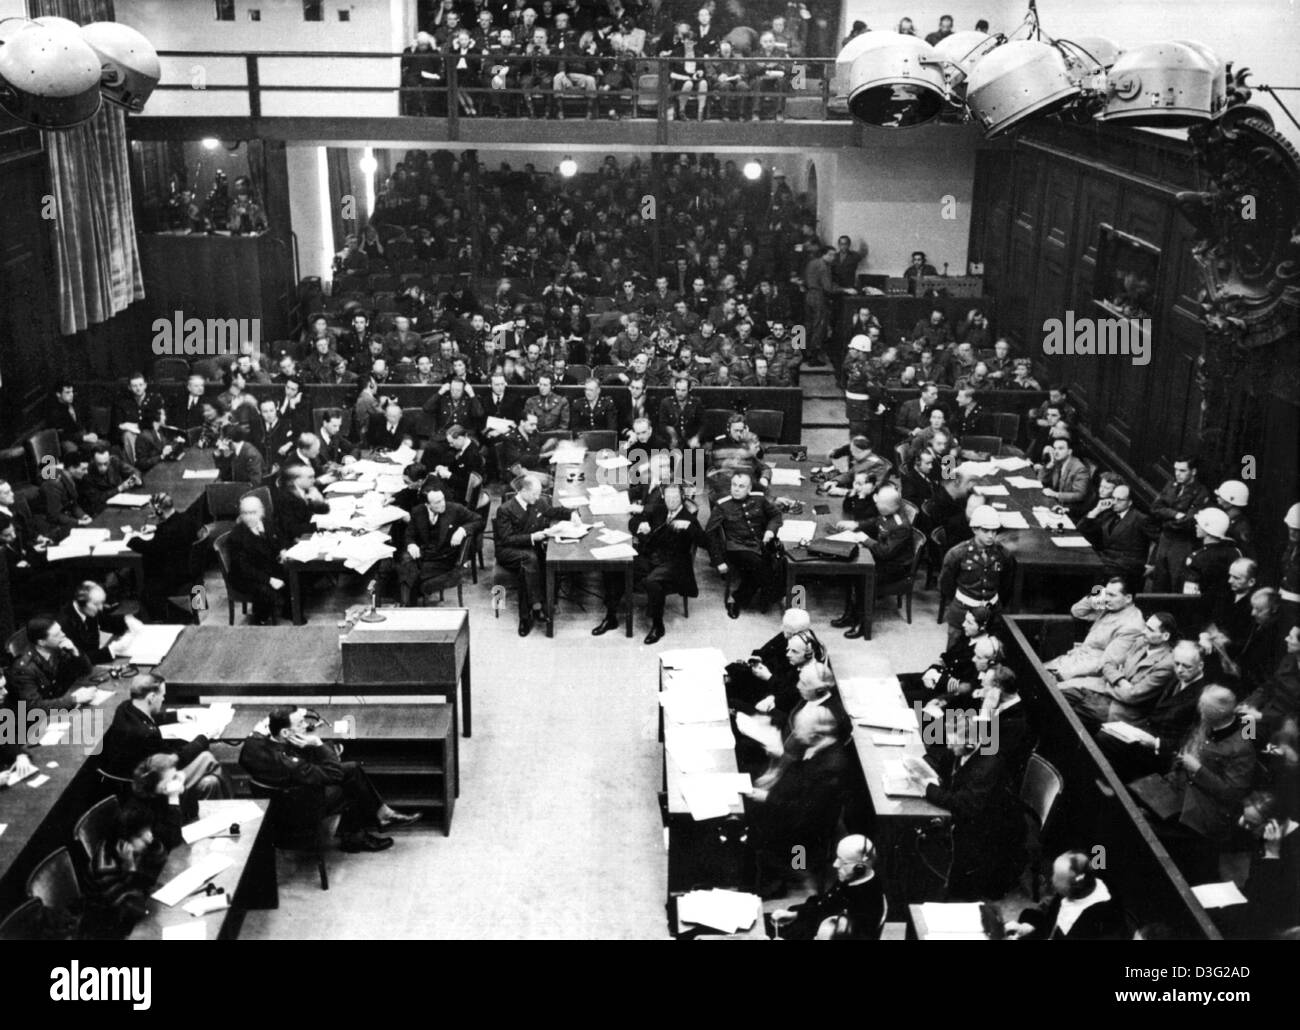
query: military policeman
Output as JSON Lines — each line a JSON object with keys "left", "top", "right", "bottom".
{"left": 938, "top": 505, "right": 1016, "bottom": 647}
{"left": 1182, "top": 507, "right": 1243, "bottom": 626}
{"left": 1280, "top": 502, "right": 1300, "bottom": 624}
{"left": 1214, "top": 479, "right": 1254, "bottom": 559}
{"left": 1147, "top": 456, "right": 1212, "bottom": 592}
{"left": 706, "top": 471, "right": 784, "bottom": 619}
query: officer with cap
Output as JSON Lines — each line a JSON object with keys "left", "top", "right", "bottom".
{"left": 938, "top": 504, "right": 1016, "bottom": 647}
{"left": 1280, "top": 502, "right": 1300, "bottom": 623}
{"left": 1214, "top": 479, "right": 1254, "bottom": 559}
{"left": 1182, "top": 507, "right": 1243, "bottom": 625}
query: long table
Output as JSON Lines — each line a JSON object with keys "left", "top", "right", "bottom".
{"left": 545, "top": 449, "right": 635, "bottom": 638}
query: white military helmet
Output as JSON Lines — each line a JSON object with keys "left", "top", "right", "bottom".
{"left": 1285, "top": 502, "right": 1300, "bottom": 531}
{"left": 1195, "top": 507, "right": 1230, "bottom": 540}
{"left": 1215, "top": 480, "right": 1249, "bottom": 508}
{"left": 970, "top": 505, "right": 1001, "bottom": 530}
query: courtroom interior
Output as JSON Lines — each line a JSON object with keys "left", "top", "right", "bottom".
{"left": 0, "top": 0, "right": 1297, "bottom": 943}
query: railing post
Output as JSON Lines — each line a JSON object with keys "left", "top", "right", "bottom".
{"left": 245, "top": 54, "right": 261, "bottom": 118}
{"left": 447, "top": 59, "right": 459, "bottom": 140}
{"left": 656, "top": 57, "right": 670, "bottom": 145}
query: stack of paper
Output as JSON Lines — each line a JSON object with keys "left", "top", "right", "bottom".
{"left": 973, "top": 483, "right": 1009, "bottom": 497}
{"left": 557, "top": 494, "right": 588, "bottom": 509}
{"left": 777, "top": 520, "right": 817, "bottom": 545}
{"left": 180, "top": 800, "right": 266, "bottom": 844}
{"left": 352, "top": 505, "right": 408, "bottom": 531}
{"left": 1050, "top": 535, "right": 1092, "bottom": 549}
{"left": 312, "top": 496, "right": 358, "bottom": 530}
{"left": 826, "top": 529, "right": 867, "bottom": 543}
{"left": 374, "top": 474, "right": 407, "bottom": 496}
{"left": 956, "top": 460, "right": 996, "bottom": 478}
{"left": 852, "top": 698, "right": 917, "bottom": 733}
{"left": 992, "top": 456, "right": 1033, "bottom": 472}
{"left": 1032, "top": 507, "right": 1075, "bottom": 530}
{"left": 596, "top": 528, "right": 632, "bottom": 544}
{"left": 548, "top": 521, "right": 590, "bottom": 540}
{"left": 105, "top": 493, "right": 152, "bottom": 508}
{"left": 68, "top": 528, "right": 112, "bottom": 544}
{"left": 1190, "top": 882, "right": 1247, "bottom": 909}
{"left": 1100, "top": 722, "right": 1158, "bottom": 747}
{"left": 45, "top": 541, "right": 92, "bottom": 561}
{"left": 484, "top": 416, "right": 513, "bottom": 435}
{"left": 591, "top": 543, "right": 637, "bottom": 560}
{"left": 595, "top": 454, "right": 631, "bottom": 470}
{"left": 323, "top": 479, "right": 371, "bottom": 496}
{"left": 1006, "top": 475, "right": 1044, "bottom": 490}
{"left": 769, "top": 467, "right": 802, "bottom": 487}
{"left": 660, "top": 686, "right": 729, "bottom": 725}
{"left": 548, "top": 443, "right": 587, "bottom": 465}
{"left": 386, "top": 445, "right": 418, "bottom": 467}
{"left": 917, "top": 902, "right": 988, "bottom": 939}
{"left": 164, "top": 702, "right": 235, "bottom": 744}
{"left": 678, "top": 889, "right": 759, "bottom": 934}
{"left": 182, "top": 468, "right": 221, "bottom": 480}
{"left": 679, "top": 772, "right": 752, "bottom": 819}
{"left": 118, "top": 624, "right": 186, "bottom": 665}
{"left": 587, "top": 486, "right": 631, "bottom": 516}
{"left": 997, "top": 511, "right": 1030, "bottom": 530}
{"left": 883, "top": 757, "right": 939, "bottom": 797}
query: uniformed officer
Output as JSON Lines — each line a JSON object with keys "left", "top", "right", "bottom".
{"left": 522, "top": 373, "right": 571, "bottom": 431}
{"left": 708, "top": 414, "right": 771, "bottom": 497}
{"left": 569, "top": 378, "right": 619, "bottom": 434}
{"left": 938, "top": 504, "right": 1016, "bottom": 647}
{"left": 831, "top": 483, "right": 915, "bottom": 639}
{"left": 706, "top": 471, "right": 784, "bottom": 618}
{"left": 1147, "top": 456, "right": 1212, "bottom": 591}
{"left": 1214, "top": 479, "right": 1254, "bottom": 559}
{"left": 1280, "top": 502, "right": 1300, "bottom": 624}
{"left": 658, "top": 376, "right": 703, "bottom": 449}
{"left": 1181, "top": 507, "right": 1243, "bottom": 626}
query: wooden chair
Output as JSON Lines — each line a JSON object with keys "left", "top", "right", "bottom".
{"left": 152, "top": 357, "right": 191, "bottom": 382}
{"left": 592, "top": 364, "right": 623, "bottom": 383}
{"left": 567, "top": 364, "right": 592, "bottom": 382}
{"left": 700, "top": 407, "right": 737, "bottom": 441}
{"left": 401, "top": 534, "right": 475, "bottom": 607}
{"left": 579, "top": 430, "right": 618, "bottom": 452}
{"left": 242, "top": 485, "right": 275, "bottom": 523}
{"left": 165, "top": 525, "right": 213, "bottom": 624}
{"left": 929, "top": 526, "right": 948, "bottom": 617}
{"left": 746, "top": 408, "right": 785, "bottom": 442}
{"left": 26, "top": 848, "right": 81, "bottom": 912}
{"left": 205, "top": 481, "right": 249, "bottom": 542}
{"left": 985, "top": 411, "right": 1021, "bottom": 444}
{"left": 962, "top": 434, "right": 1003, "bottom": 457}
{"left": 246, "top": 778, "right": 339, "bottom": 891}
{"left": 0, "top": 898, "right": 44, "bottom": 941}
{"left": 875, "top": 529, "right": 928, "bottom": 624}
{"left": 73, "top": 796, "right": 121, "bottom": 865}
{"left": 23, "top": 428, "right": 60, "bottom": 484}
{"left": 1020, "top": 752, "right": 1065, "bottom": 900}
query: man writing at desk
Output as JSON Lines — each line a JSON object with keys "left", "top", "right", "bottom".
{"left": 240, "top": 706, "right": 419, "bottom": 853}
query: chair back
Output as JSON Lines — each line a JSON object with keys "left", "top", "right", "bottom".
{"left": 901, "top": 500, "right": 919, "bottom": 525}
{"left": 592, "top": 364, "right": 623, "bottom": 382}
{"left": 746, "top": 408, "right": 784, "bottom": 442}
{"left": 242, "top": 485, "right": 275, "bottom": 523}
{"left": 579, "top": 430, "right": 617, "bottom": 452}
{"left": 213, "top": 530, "right": 237, "bottom": 583}
{"left": 247, "top": 776, "right": 331, "bottom": 848}
{"left": 205, "top": 481, "right": 248, "bottom": 521}
{"left": 538, "top": 430, "right": 573, "bottom": 448}
{"left": 26, "top": 848, "right": 81, "bottom": 911}
{"left": 894, "top": 441, "right": 910, "bottom": 470}
{"left": 23, "top": 428, "right": 60, "bottom": 483}
{"left": 700, "top": 407, "right": 737, "bottom": 441}
{"left": 962, "top": 434, "right": 1002, "bottom": 456}
{"left": 152, "top": 357, "right": 191, "bottom": 382}
{"left": 567, "top": 364, "right": 591, "bottom": 382}
{"left": 1020, "top": 752, "right": 1064, "bottom": 831}
{"left": 0, "top": 898, "right": 45, "bottom": 941}
{"left": 73, "top": 796, "right": 121, "bottom": 865}
{"left": 987, "top": 411, "right": 1020, "bottom": 443}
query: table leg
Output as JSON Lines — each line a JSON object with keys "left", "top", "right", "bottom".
{"left": 545, "top": 564, "right": 555, "bottom": 637}
{"left": 290, "top": 567, "right": 304, "bottom": 625}
{"left": 461, "top": 647, "right": 471, "bottom": 740}
{"left": 862, "top": 567, "right": 875, "bottom": 641}
{"left": 624, "top": 565, "right": 634, "bottom": 638}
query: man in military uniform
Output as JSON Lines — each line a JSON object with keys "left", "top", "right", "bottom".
{"left": 1214, "top": 479, "right": 1254, "bottom": 559}
{"left": 499, "top": 411, "right": 552, "bottom": 479}
{"left": 493, "top": 474, "right": 574, "bottom": 636}
{"left": 706, "top": 471, "right": 783, "bottom": 618}
{"left": 1181, "top": 508, "right": 1243, "bottom": 626}
{"left": 523, "top": 373, "right": 570, "bottom": 431}
{"left": 826, "top": 435, "right": 892, "bottom": 490}
{"left": 1147, "top": 456, "right": 1212, "bottom": 592}
{"left": 708, "top": 414, "right": 770, "bottom": 497}
{"left": 570, "top": 379, "right": 618, "bottom": 434}
{"left": 938, "top": 505, "right": 1016, "bottom": 647}
{"left": 659, "top": 376, "right": 703, "bottom": 449}
{"left": 6, "top": 617, "right": 96, "bottom": 713}
{"left": 831, "top": 484, "right": 915, "bottom": 639}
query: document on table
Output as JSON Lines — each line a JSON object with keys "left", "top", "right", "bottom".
{"left": 677, "top": 889, "right": 759, "bottom": 934}
{"left": 591, "top": 542, "right": 637, "bottom": 560}
{"left": 557, "top": 494, "right": 588, "bottom": 509}
{"left": 660, "top": 686, "right": 729, "bottom": 725}
{"left": 1006, "top": 476, "right": 1044, "bottom": 490}
{"left": 777, "top": 520, "right": 818, "bottom": 545}
{"left": 595, "top": 454, "right": 631, "bottom": 470}
{"left": 105, "top": 493, "right": 152, "bottom": 508}
{"left": 769, "top": 467, "right": 802, "bottom": 487}
{"left": 118, "top": 624, "right": 186, "bottom": 665}
{"left": 973, "top": 483, "right": 1009, "bottom": 496}
{"left": 484, "top": 416, "right": 513, "bottom": 435}
{"left": 181, "top": 801, "right": 265, "bottom": 844}
{"left": 44, "top": 541, "right": 93, "bottom": 561}
{"left": 733, "top": 711, "right": 783, "bottom": 754}
{"left": 387, "top": 445, "right": 418, "bottom": 466}
{"left": 659, "top": 647, "right": 726, "bottom": 671}
{"left": 152, "top": 855, "right": 234, "bottom": 907}
{"left": 883, "top": 757, "right": 939, "bottom": 797}
{"left": 997, "top": 511, "right": 1030, "bottom": 530}
{"left": 992, "top": 456, "right": 1033, "bottom": 472}
{"left": 596, "top": 529, "right": 632, "bottom": 544}
{"left": 548, "top": 444, "right": 588, "bottom": 465}
{"left": 956, "top": 460, "right": 996, "bottom": 478}
{"left": 871, "top": 731, "right": 913, "bottom": 747}
{"left": 1050, "top": 535, "right": 1092, "bottom": 548}
{"left": 826, "top": 529, "right": 867, "bottom": 543}
{"left": 324, "top": 479, "right": 371, "bottom": 496}
{"left": 918, "top": 902, "right": 987, "bottom": 937}
{"left": 67, "top": 528, "right": 112, "bottom": 543}
{"left": 587, "top": 490, "right": 631, "bottom": 516}
{"left": 182, "top": 468, "right": 221, "bottom": 480}
{"left": 182, "top": 892, "right": 230, "bottom": 917}
{"left": 1032, "top": 507, "right": 1075, "bottom": 530}
{"left": 91, "top": 539, "right": 135, "bottom": 555}
{"left": 549, "top": 521, "right": 591, "bottom": 540}
{"left": 38, "top": 722, "right": 71, "bottom": 747}
{"left": 1190, "top": 882, "right": 1247, "bottom": 909}
{"left": 89, "top": 688, "right": 116, "bottom": 707}
{"left": 853, "top": 698, "right": 918, "bottom": 733}
{"left": 668, "top": 723, "right": 736, "bottom": 751}
{"left": 1100, "top": 722, "right": 1159, "bottom": 747}
{"left": 680, "top": 772, "right": 752, "bottom": 820}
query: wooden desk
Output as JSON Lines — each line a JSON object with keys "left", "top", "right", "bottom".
{"left": 129, "top": 799, "right": 275, "bottom": 941}
{"left": 546, "top": 451, "right": 635, "bottom": 638}
{"left": 968, "top": 465, "right": 1106, "bottom": 606}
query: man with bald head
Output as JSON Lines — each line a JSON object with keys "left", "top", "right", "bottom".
{"left": 724, "top": 607, "right": 817, "bottom": 711}
{"left": 770, "top": 834, "right": 885, "bottom": 939}
{"left": 227, "top": 495, "right": 288, "bottom": 624}
{"left": 832, "top": 483, "right": 914, "bottom": 639}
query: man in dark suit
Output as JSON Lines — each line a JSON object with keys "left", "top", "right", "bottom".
{"left": 101, "top": 674, "right": 228, "bottom": 800}
{"left": 421, "top": 425, "right": 485, "bottom": 506}
{"left": 273, "top": 462, "right": 330, "bottom": 542}
{"left": 79, "top": 443, "right": 143, "bottom": 516}
{"left": 6, "top": 616, "right": 96, "bottom": 712}
{"left": 317, "top": 411, "right": 356, "bottom": 468}
{"left": 215, "top": 425, "right": 265, "bottom": 485}
{"left": 1036, "top": 435, "right": 1092, "bottom": 519}
{"left": 1099, "top": 640, "right": 1208, "bottom": 780}
{"left": 593, "top": 484, "right": 704, "bottom": 644}
{"left": 239, "top": 705, "right": 417, "bottom": 853}
{"left": 770, "top": 834, "right": 886, "bottom": 940}
{"left": 705, "top": 471, "right": 783, "bottom": 617}
{"left": 480, "top": 373, "right": 523, "bottom": 428}
{"left": 40, "top": 452, "right": 93, "bottom": 531}
{"left": 47, "top": 381, "right": 94, "bottom": 453}
{"left": 398, "top": 480, "right": 483, "bottom": 605}
{"left": 894, "top": 383, "right": 941, "bottom": 442}
{"left": 227, "top": 494, "right": 288, "bottom": 625}
{"left": 254, "top": 399, "right": 296, "bottom": 467}
{"left": 366, "top": 402, "right": 418, "bottom": 453}
{"left": 1006, "top": 851, "right": 1125, "bottom": 939}
{"left": 924, "top": 715, "right": 1023, "bottom": 900}
{"left": 57, "top": 581, "right": 141, "bottom": 664}
{"left": 1076, "top": 480, "right": 1151, "bottom": 586}
{"left": 178, "top": 374, "right": 210, "bottom": 434}
{"left": 724, "top": 608, "right": 821, "bottom": 712}
{"left": 492, "top": 473, "right": 572, "bottom": 636}
{"left": 127, "top": 493, "right": 202, "bottom": 621}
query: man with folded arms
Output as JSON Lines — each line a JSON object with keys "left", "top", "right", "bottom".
{"left": 240, "top": 705, "right": 418, "bottom": 853}
{"left": 1044, "top": 577, "right": 1146, "bottom": 682}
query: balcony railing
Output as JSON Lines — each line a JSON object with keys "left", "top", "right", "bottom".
{"left": 148, "top": 50, "right": 847, "bottom": 134}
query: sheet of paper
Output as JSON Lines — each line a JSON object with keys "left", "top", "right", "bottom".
{"left": 826, "top": 529, "right": 867, "bottom": 543}
{"left": 678, "top": 889, "right": 759, "bottom": 934}
{"left": 587, "top": 492, "right": 631, "bottom": 516}
{"left": 871, "top": 731, "right": 913, "bottom": 747}
{"left": 666, "top": 739, "right": 722, "bottom": 773}
{"left": 973, "top": 483, "right": 1009, "bottom": 496}
{"left": 1101, "top": 722, "right": 1158, "bottom": 747}
{"left": 162, "top": 920, "right": 209, "bottom": 941}
{"left": 92, "top": 539, "right": 134, "bottom": 556}
{"left": 181, "top": 802, "right": 264, "bottom": 844}
{"left": 777, "top": 520, "right": 817, "bottom": 545}
{"left": 1050, "top": 535, "right": 1092, "bottom": 548}
{"left": 119, "top": 624, "right": 186, "bottom": 665}
{"left": 67, "top": 528, "right": 111, "bottom": 543}
{"left": 919, "top": 902, "right": 986, "bottom": 935}
{"left": 484, "top": 416, "right": 513, "bottom": 435}
{"left": 595, "top": 454, "right": 632, "bottom": 470}
{"left": 44, "top": 542, "right": 93, "bottom": 561}
{"left": 852, "top": 700, "right": 917, "bottom": 732}
{"left": 557, "top": 494, "right": 588, "bottom": 509}
{"left": 6, "top": 764, "right": 40, "bottom": 786}
{"left": 548, "top": 444, "right": 587, "bottom": 465}
{"left": 596, "top": 528, "right": 633, "bottom": 544}
{"left": 1006, "top": 476, "right": 1044, "bottom": 490}
{"left": 0, "top": 824, "right": 6, "bottom": 837}
{"left": 182, "top": 892, "right": 230, "bottom": 917}
{"left": 1190, "top": 882, "right": 1247, "bottom": 909}
{"left": 90, "top": 688, "right": 115, "bottom": 707}
{"left": 160, "top": 722, "right": 205, "bottom": 743}
{"left": 182, "top": 468, "right": 221, "bottom": 480}
{"left": 38, "top": 723, "right": 70, "bottom": 746}
{"left": 956, "top": 460, "right": 995, "bottom": 478}
{"left": 679, "top": 772, "right": 752, "bottom": 821}
{"left": 105, "top": 493, "right": 152, "bottom": 508}
{"left": 323, "top": 480, "right": 371, "bottom": 496}
{"left": 27, "top": 775, "right": 50, "bottom": 788}
{"left": 668, "top": 723, "right": 736, "bottom": 751}
{"left": 733, "top": 711, "right": 783, "bottom": 754}
{"left": 152, "top": 854, "right": 234, "bottom": 907}
{"left": 769, "top": 467, "right": 801, "bottom": 487}
{"left": 590, "top": 542, "right": 637, "bottom": 560}
{"left": 548, "top": 521, "right": 590, "bottom": 540}
{"left": 661, "top": 687, "right": 729, "bottom": 725}
{"left": 997, "top": 511, "right": 1030, "bottom": 530}
{"left": 992, "top": 456, "right": 1032, "bottom": 472}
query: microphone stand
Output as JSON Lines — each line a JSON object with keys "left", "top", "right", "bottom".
{"left": 358, "top": 579, "right": 387, "bottom": 622}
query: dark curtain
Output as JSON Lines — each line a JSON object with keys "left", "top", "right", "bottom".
{"left": 327, "top": 147, "right": 360, "bottom": 252}
{"left": 34, "top": 0, "right": 145, "bottom": 336}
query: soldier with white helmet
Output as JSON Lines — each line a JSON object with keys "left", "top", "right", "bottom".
{"left": 1214, "top": 479, "right": 1254, "bottom": 559}
{"left": 938, "top": 504, "right": 1015, "bottom": 648}
{"left": 1182, "top": 507, "right": 1243, "bottom": 626}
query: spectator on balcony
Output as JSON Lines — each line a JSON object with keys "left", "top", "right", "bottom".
{"left": 749, "top": 32, "right": 790, "bottom": 121}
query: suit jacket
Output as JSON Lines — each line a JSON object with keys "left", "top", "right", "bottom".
{"left": 47, "top": 397, "right": 89, "bottom": 448}
{"left": 6, "top": 646, "right": 92, "bottom": 712}
{"left": 1165, "top": 715, "right": 1256, "bottom": 839}
{"left": 101, "top": 700, "right": 210, "bottom": 780}
{"left": 1139, "top": 675, "right": 1207, "bottom": 760}
{"left": 753, "top": 740, "right": 853, "bottom": 851}
{"left": 128, "top": 509, "right": 200, "bottom": 595}
{"left": 421, "top": 441, "right": 485, "bottom": 505}
{"left": 273, "top": 487, "right": 330, "bottom": 541}
{"left": 407, "top": 501, "right": 482, "bottom": 568}
{"left": 1039, "top": 455, "right": 1091, "bottom": 510}
{"left": 366, "top": 414, "right": 418, "bottom": 452}
{"left": 492, "top": 495, "right": 567, "bottom": 554}
{"left": 217, "top": 442, "right": 265, "bottom": 486}
{"left": 481, "top": 389, "right": 523, "bottom": 426}
{"left": 56, "top": 601, "right": 128, "bottom": 665}
{"left": 178, "top": 394, "right": 208, "bottom": 432}
{"left": 254, "top": 416, "right": 295, "bottom": 465}
{"left": 227, "top": 522, "right": 286, "bottom": 593}
{"left": 79, "top": 457, "right": 140, "bottom": 516}
{"left": 40, "top": 471, "right": 87, "bottom": 527}
{"left": 318, "top": 429, "right": 355, "bottom": 466}
{"left": 1078, "top": 506, "right": 1150, "bottom": 576}
{"left": 925, "top": 748, "right": 1022, "bottom": 890}
{"left": 631, "top": 503, "right": 705, "bottom": 598}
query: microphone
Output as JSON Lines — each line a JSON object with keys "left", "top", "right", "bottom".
{"left": 358, "top": 578, "right": 387, "bottom": 623}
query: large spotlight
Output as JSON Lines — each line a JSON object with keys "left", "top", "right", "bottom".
{"left": 841, "top": 31, "right": 948, "bottom": 127}
{"left": 358, "top": 154, "right": 378, "bottom": 175}
{"left": 81, "top": 21, "right": 161, "bottom": 113}
{"left": 742, "top": 160, "right": 763, "bottom": 180}
{"left": 1062, "top": 36, "right": 1123, "bottom": 72}
{"left": 966, "top": 40, "right": 1082, "bottom": 137}
{"left": 0, "top": 20, "right": 102, "bottom": 128}
{"left": 559, "top": 156, "right": 577, "bottom": 178}
{"left": 1098, "top": 41, "right": 1222, "bottom": 127}
{"left": 201, "top": 137, "right": 220, "bottom": 149}
{"left": 933, "top": 31, "right": 998, "bottom": 96}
